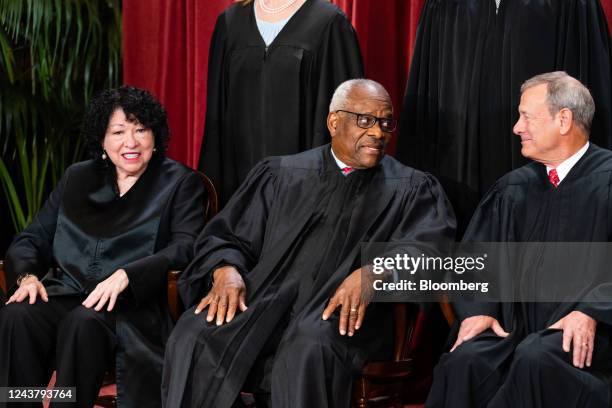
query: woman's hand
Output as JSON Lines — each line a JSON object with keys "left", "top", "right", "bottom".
{"left": 6, "top": 275, "right": 48, "bottom": 305}
{"left": 82, "top": 269, "right": 129, "bottom": 312}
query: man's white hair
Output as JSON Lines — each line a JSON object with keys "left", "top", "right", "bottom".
{"left": 329, "top": 79, "right": 390, "bottom": 112}
{"left": 521, "top": 71, "right": 595, "bottom": 134}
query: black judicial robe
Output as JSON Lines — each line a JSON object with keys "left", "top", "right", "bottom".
{"left": 4, "top": 156, "right": 205, "bottom": 407}
{"left": 163, "top": 145, "right": 456, "bottom": 408}
{"left": 199, "top": 0, "right": 363, "bottom": 207}
{"left": 427, "top": 144, "right": 612, "bottom": 408}
{"left": 397, "top": 0, "right": 612, "bottom": 235}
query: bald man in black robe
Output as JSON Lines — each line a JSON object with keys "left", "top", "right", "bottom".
{"left": 162, "top": 79, "right": 456, "bottom": 408}
{"left": 427, "top": 72, "right": 612, "bottom": 408}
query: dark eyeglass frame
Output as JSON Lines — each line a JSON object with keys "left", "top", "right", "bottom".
{"left": 335, "top": 110, "right": 397, "bottom": 132}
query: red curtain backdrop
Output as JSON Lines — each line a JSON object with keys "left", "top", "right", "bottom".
{"left": 123, "top": 0, "right": 612, "bottom": 168}
{"left": 123, "top": 1, "right": 230, "bottom": 168}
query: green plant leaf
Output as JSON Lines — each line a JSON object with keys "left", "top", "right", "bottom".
{"left": 0, "top": 157, "right": 26, "bottom": 231}
{"left": 0, "top": 28, "right": 15, "bottom": 83}
{"left": 0, "top": 0, "right": 122, "bottom": 235}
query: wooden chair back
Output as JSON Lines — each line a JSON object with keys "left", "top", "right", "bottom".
{"left": 0, "top": 260, "right": 6, "bottom": 294}
{"left": 440, "top": 300, "right": 456, "bottom": 326}
{"left": 199, "top": 172, "right": 219, "bottom": 223}
{"left": 167, "top": 172, "right": 218, "bottom": 321}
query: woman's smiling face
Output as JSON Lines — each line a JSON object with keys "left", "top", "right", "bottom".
{"left": 103, "top": 108, "right": 155, "bottom": 178}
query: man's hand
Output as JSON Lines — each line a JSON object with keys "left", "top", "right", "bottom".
{"left": 549, "top": 311, "right": 597, "bottom": 369}
{"left": 195, "top": 266, "right": 247, "bottom": 325}
{"left": 82, "top": 269, "right": 129, "bottom": 312}
{"left": 6, "top": 275, "right": 48, "bottom": 305}
{"left": 322, "top": 267, "right": 372, "bottom": 336}
{"left": 451, "top": 315, "right": 509, "bottom": 352}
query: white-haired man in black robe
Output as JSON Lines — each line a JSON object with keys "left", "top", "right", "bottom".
{"left": 162, "top": 79, "right": 456, "bottom": 408}
{"left": 427, "top": 72, "right": 612, "bottom": 408}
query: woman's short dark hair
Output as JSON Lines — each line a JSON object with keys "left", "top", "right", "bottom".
{"left": 83, "top": 86, "right": 170, "bottom": 162}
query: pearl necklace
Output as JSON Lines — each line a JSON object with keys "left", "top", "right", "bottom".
{"left": 258, "top": 0, "right": 299, "bottom": 14}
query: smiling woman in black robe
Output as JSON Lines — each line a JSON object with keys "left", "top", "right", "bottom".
{"left": 0, "top": 87, "right": 205, "bottom": 408}
{"left": 200, "top": 0, "right": 363, "bottom": 207}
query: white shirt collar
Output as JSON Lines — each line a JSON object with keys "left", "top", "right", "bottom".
{"left": 546, "top": 142, "right": 589, "bottom": 184}
{"left": 330, "top": 147, "right": 351, "bottom": 172}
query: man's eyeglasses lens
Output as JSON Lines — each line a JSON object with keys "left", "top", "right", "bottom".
{"left": 338, "top": 110, "right": 397, "bottom": 132}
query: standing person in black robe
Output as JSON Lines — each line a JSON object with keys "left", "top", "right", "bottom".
{"left": 162, "top": 79, "right": 456, "bottom": 408}
{"left": 0, "top": 87, "right": 205, "bottom": 408}
{"left": 426, "top": 72, "right": 612, "bottom": 407}
{"left": 397, "top": 0, "right": 612, "bottom": 236}
{"left": 200, "top": 0, "right": 363, "bottom": 207}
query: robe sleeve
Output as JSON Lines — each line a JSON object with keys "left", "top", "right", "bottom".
{"left": 453, "top": 183, "right": 517, "bottom": 322}
{"left": 389, "top": 174, "right": 456, "bottom": 243}
{"left": 571, "top": 170, "right": 612, "bottom": 326}
{"left": 178, "top": 160, "right": 277, "bottom": 307}
{"left": 198, "top": 13, "right": 227, "bottom": 190}
{"left": 312, "top": 12, "right": 364, "bottom": 147}
{"left": 373, "top": 174, "right": 455, "bottom": 284}
{"left": 4, "top": 167, "right": 70, "bottom": 288}
{"left": 122, "top": 171, "right": 206, "bottom": 305}
{"left": 575, "top": 295, "right": 612, "bottom": 327}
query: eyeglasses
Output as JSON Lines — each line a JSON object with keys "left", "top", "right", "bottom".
{"left": 335, "top": 110, "right": 397, "bottom": 133}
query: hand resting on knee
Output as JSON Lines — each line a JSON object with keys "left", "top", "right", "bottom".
{"left": 5, "top": 274, "right": 48, "bottom": 304}
{"left": 451, "top": 315, "right": 509, "bottom": 352}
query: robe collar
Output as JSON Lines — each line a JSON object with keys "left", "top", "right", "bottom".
{"left": 330, "top": 147, "right": 353, "bottom": 175}
{"left": 247, "top": 0, "right": 315, "bottom": 50}
{"left": 545, "top": 142, "right": 589, "bottom": 185}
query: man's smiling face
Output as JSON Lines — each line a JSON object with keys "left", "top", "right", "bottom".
{"left": 513, "top": 84, "right": 564, "bottom": 164}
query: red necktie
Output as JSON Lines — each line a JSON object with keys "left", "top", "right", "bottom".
{"left": 548, "top": 168, "right": 560, "bottom": 188}
{"left": 341, "top": 167, "right": 353, "bottom": 176}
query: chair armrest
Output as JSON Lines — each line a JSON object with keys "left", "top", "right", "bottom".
{"left": 167, "top": 270, "right": 183, "bottom": 321}
{"left": 0, "top": 260, "right": 6, "bottom": 293}
{"left": 439, "top": 294, "right": 456, "bottom": 326}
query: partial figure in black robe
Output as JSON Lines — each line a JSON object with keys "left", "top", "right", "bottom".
{"left": 427, "top": 73, "right": 612, "bottom": 407}
{"left": 163, "top": 80, "right": 456, "bottom": 408}
{"left": 397, "top": 0, "right": 612, "bottom": 236}
{"left": 199, "top": 0, "right": 363, "bottom": 207}
{"left": 0, "top": 87, "right": 205, "bottom": 408}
